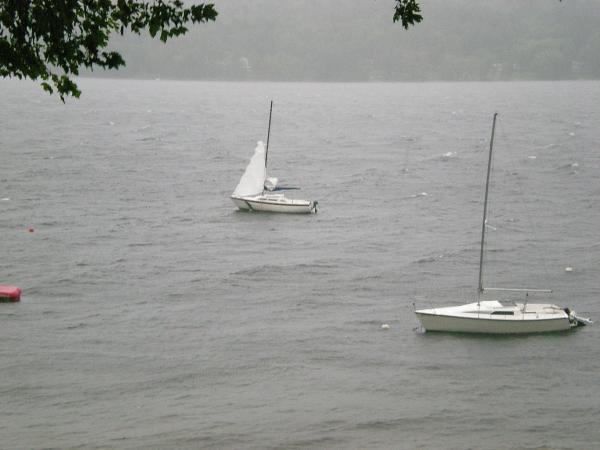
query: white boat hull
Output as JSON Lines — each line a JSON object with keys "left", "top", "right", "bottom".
{"left": 415, "top": 301, "right": 573, "bottom": 334}
{"left": 231, "top": 194, "right": 317, "bottom": 214}
{"left": 416, "top": 311, "right": 571, "bottom": 334}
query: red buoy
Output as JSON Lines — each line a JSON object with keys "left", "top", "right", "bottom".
{"left": 0, "top": 285, "right": 21, "bottom": 303}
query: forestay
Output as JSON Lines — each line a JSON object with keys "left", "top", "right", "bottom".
{"left": 232, "top": 141, "right": 267, "bottom": 197}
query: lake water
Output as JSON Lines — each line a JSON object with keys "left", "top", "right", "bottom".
{"left": 1, "top": 78, "right": 599, "bottom": 449}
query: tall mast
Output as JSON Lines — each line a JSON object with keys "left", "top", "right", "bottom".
{"left": 478, "top": 113, "right": 498, "bottom": 302}
{"left": 265, "top": 100, "right": 273, "bottom": 170}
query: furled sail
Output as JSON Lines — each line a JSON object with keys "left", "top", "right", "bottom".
{"left": 232, "top": 141, "right": 267, "bottom": 197}
{"left": 264, "top": 177, "right": 279, "bottom": 191}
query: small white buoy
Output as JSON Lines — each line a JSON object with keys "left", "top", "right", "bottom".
{"left": 565, "top": 267, "right": 573, "bottom": 273}
{"left": 381, "top": 323, "right": 390, "bottom": 330}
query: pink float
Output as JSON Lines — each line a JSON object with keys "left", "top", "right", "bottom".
{"left": 0, "top": 285, "right": 21, "bottom": 302}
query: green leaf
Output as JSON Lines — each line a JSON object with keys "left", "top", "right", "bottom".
{"left": 393, "top": 0, "right": 423, "bottom": 29}
{"left": 41, "top": 82, "right": 53, "bottom": 94}
{"left": 149, "top": 20, "right": 159, "bottom": 38}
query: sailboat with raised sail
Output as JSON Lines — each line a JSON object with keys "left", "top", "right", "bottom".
{"left": 230, "top": 101, "right": 318, "bottom": 213}
{"left": 415, "top": 113, "right": 591, "bottom": 334}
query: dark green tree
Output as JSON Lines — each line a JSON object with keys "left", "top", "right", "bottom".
{"left": 0, "top": 1, "right": 424, "bottom": 100}
{"left": 0, "top": 0, "right": 217, "bottom": 100}
{"left": 393, "top": 0, "right": 423, "bottom": 29}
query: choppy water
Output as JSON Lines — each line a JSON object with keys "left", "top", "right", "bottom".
{"left": 1, "top": 79, "right": 599, "bottom": 449}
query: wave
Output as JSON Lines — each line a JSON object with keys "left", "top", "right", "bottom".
{"left": 231, "top": 262, "right": 339, "bottom": 277}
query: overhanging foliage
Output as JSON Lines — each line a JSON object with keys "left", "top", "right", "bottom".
{"left": 0, "top": 0, "right": 217, "bottom": 100}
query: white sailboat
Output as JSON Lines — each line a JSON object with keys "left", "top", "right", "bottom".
{"left": 415, "top": 113, "right": 592, "bottom": 334}
{"left": 230, "top": 101, "right": 318, "bottom": 214}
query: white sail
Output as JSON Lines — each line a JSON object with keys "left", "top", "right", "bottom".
{"left": 232, "top": 141, "right": 266, "bottom": 197}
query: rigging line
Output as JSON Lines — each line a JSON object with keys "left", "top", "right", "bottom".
{"left": 481, "top": 117, "right": 499, "bottom": 296}
{"left": 263, "top": 100, "right": 273, "bottom": 195}
{"left": 478, "top": 112, "right": 498, "bottom": 304}
{"left": 265, "top": 100, "right": 273, "bottom": 170}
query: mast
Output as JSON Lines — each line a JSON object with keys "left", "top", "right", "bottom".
{"left": 478, "top": 113, "right": 498, "bottom": 302}
{"left": 265, "top": 100, "right": 273, "bottom": 170}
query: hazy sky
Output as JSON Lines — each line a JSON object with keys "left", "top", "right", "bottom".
{"left": 104, "top": 0, "right": 600, "bottom": 81}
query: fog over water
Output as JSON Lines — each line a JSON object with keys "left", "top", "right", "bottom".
{"left": 103, "top": 0, "right": 600, "bottom": 82}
